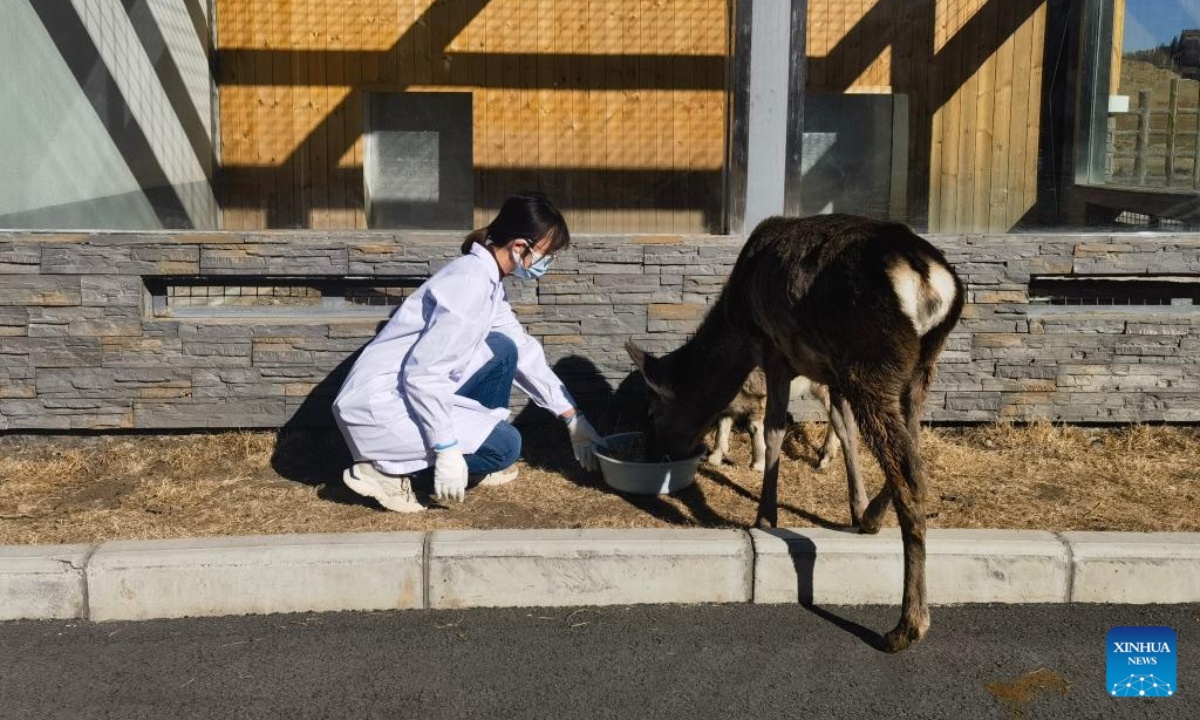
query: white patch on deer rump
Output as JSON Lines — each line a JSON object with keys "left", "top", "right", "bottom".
{"left": 887, "top": 258, "right": 957, "bottom": 336}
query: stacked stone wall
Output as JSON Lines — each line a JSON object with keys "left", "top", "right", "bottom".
{"left": 1, "top": 231, "right": 1198, "bottom": 430}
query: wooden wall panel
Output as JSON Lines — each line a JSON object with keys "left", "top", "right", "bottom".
{"left": 807, "top": 0, "right": 1049, "bottom": 233}
{"left": 218, "top": 0, "right": 1051, "bottom": 234}
{"left": 216, "top": 0, "right": 727, "bottom": 232}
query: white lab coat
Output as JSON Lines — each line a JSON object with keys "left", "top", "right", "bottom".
{"left": 333, "top": 243, "right": 576, "bottom": 475}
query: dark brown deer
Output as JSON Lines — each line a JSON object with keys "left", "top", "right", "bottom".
{"left": 626, "top": 214, "right": 963, "bottom": 652}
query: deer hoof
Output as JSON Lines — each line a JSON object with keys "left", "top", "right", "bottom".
{"left": 857, "top": 518, "right": 883, "bottom": 535}
{"left": 751, "top": 461, "right": 766, "bottom": 472}
{"left": 815, "top": 455, "right": 832, "bottom": 471}
{"left": 706, "top": 453, "right": 724, "bottom": 467}
{"left": 880, "top": 623, "right": 927, "bottom": 654}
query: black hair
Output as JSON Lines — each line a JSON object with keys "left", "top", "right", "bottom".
{"left": 461, "top": 191, "right": 571, "bottom": 256}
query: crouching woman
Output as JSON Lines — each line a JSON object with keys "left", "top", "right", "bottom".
{"left": 332, "top": 192, "right": 603, "bottom": 512}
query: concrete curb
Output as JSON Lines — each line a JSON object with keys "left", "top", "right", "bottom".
{"left": 0, "top": 544, "right": 92, "bottom": 621}
{"left": 0, "top": 529, "right": 1198, "bottom": 622}
{"left": 1063, "top": 532, "right": 1200, "bottom": 604}
{"left": 428, "top": 529, "right": 752, "bottom": 609}
{"left": 751, "top": 529, "right": 1070, "bottom": 605}
{"left": 86, "top": 533, "right": 424, "bottom": 621}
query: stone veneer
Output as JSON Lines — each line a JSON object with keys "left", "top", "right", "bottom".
{"left": 1, "top": 230, "right": 1198, "bottom": 430}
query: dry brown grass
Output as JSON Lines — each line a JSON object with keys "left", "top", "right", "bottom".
{"left": 1, "top": 421, "right": 1198, "bottom": 545}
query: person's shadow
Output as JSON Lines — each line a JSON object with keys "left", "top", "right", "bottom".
{"left": 268, "top": 346, "right": 378, "bottom": 508}
{"left": 268, "top": 320, "right": 449, "bottom": 509}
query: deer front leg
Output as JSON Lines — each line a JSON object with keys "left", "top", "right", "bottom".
{"left": 707, "top": 416, "right": 734, "bottom": 466}
{"left": 754, "top": 361, "right": 793, "bottom": 530}
{"left": 750, "top": 417, "right": 767, "bottom": 471}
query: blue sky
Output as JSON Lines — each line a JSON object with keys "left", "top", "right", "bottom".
{"left": 1125, "top": 0, "right": 1200, "bottom": 51}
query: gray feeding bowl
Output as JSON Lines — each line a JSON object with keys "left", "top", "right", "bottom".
{"left": 594, "top": 432, "right": 702, "bottom": 496}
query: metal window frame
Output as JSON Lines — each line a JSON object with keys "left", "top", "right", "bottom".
{"left": 1074, "top": 0, "right": 1116, "bottom": 187}
{"left": 144, "top": 276, "right": 425, "bottom": 319}
{"left": 725, "top": 0, "right": 808, "bottom": 235}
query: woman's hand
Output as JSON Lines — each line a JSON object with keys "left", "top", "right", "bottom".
{"left": 434, "top": 445, "right": 469, "bottom": 502}
{"left": 566, "top": 414, "right": 603, "bottom": 472}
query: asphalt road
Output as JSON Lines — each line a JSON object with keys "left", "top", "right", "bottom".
{"left": 1, "top": 603, "right": 1196, "bottom": 719}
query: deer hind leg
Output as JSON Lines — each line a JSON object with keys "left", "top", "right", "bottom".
{"left": 750, "top": 416, "right": 767, "bottom": 472}
{"left": 754, "top": 359, "right": 794, "bottom": 530}
{"left": 853, "top": 395, "right": 929, "bottom": 653}
{"left": 707, "top": 415, "right": 734, "bottom": 466}
{"left": 826, "top": 390, "right": 867, "bottom": 526}
{"left": 810, "top": 383, "right": 841, "bottom": 470}
{"left": 817, "top": 423, "right": 841, "bottom": 470}
{"left": 861, "top": 365, "right": 934, "bottom": 534}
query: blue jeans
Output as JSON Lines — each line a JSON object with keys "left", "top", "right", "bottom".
{"left": 455, "top": 332, "right": 522, "bottom": 474}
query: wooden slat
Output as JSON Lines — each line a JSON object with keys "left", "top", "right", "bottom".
{"left": 310, "top": 0, "right": 330, "bottom": 228}
{"left": 535, "top": 0, "right": 552, "bottom": 219}
{"left": 1111, "top": 0, "right": 1125, "bottom": 95}
{"left": 250, "top": 0, "right": 272, "bottom": 228}
{"left": 594, "top": 0, "right": 614, "bottom": 232}
{"left": 936, "top": 3, "right": 964, "bottom": 232}
{"left": 326, "top": 2, "right": 346, "bottom": 227}
{"left": 1005, "top": 0, "right": 1035, "bottom": 229}
{"left": 220, "top": 0, "right": 247, "bottom": 228}
{"left": 361, "top": 0, "right": 380, "bottom": 85}
{"left": 431, "top": 0, "right": 449, "bottom": 87}
{"left": 926, "top": 0, "right": 949, "bottom": 228}
{"left": 673, "top": 0, "right": 690, "bottom": 232}
{"left": 634, "top": 0, "right": 651, "bottom": 231}
{"left": 988, "top": 0, "right": 1016, "bottom": 231}
{"left": 971, "top": 0, "right": 998, "bottom": 231}
{"left": 956, "top": 3, "right": 981, "bottom": 232}
{"left": 295, "top": 1, "right": 311, "bottom": 227}
{"left": 345, "top": 1, "right": 365, "bottom": 228}
{"left": 414, "top": 0, "right": 432, "bottom": 86}
{"left": 520, "top": 0, "right": 539, "bottom": 204}
{"left": 466, "top": 0, "right": 488, "bottom": 228}
{"left": 501, "top": 3, "right": 520, "bottom": 216}
{"left": 808, "top": 0, "right": 827, "bottom": 92}
{"left": 269, "top": 0, "right": 292, "bottom": 227}
{"left": 1021, "top": 2, "right": 1046, "bottom": 218}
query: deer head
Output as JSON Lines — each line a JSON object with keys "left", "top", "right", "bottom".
{"left": 625, "top": 341, "right": 707, "bottom": 461}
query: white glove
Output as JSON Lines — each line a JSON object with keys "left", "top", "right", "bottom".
{"left": 433, "top": 445, "right": 469, "bottom": 502}
{"left": 566, "top": 414, "right": 603, "bottom": 472}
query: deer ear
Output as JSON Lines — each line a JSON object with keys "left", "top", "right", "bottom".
{"left": 625, "top": 341, "right": 674, "bottom": 399}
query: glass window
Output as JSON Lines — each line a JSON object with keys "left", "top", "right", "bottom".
{"left": 1073, "top": 0, "right": 1200, "bottom": 229}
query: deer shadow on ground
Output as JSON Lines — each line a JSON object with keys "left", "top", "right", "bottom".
{"left": 524, "top": 355, "right": 883, "bottom": 650}
{"left": 768, "top": 529, "right": 889, "bottom": 652}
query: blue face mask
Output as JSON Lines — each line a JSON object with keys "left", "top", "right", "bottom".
{"left": 511, "top": 245, "right": 553, "bottom": 280}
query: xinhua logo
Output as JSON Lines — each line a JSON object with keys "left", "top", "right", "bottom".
{"left": 1107, "top": 626, "right": 1177, "bottom": 697}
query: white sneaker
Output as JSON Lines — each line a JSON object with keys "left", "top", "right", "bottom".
{"left": 343, "top": 462, "right": 425, "bottom": 513}
{"left": 477, "top": 466, "right": 519, "bottom": 487}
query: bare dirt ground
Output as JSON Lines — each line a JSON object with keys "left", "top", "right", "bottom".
{"left": 1, "top": 421, "right": 1198, "bottom": 545}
